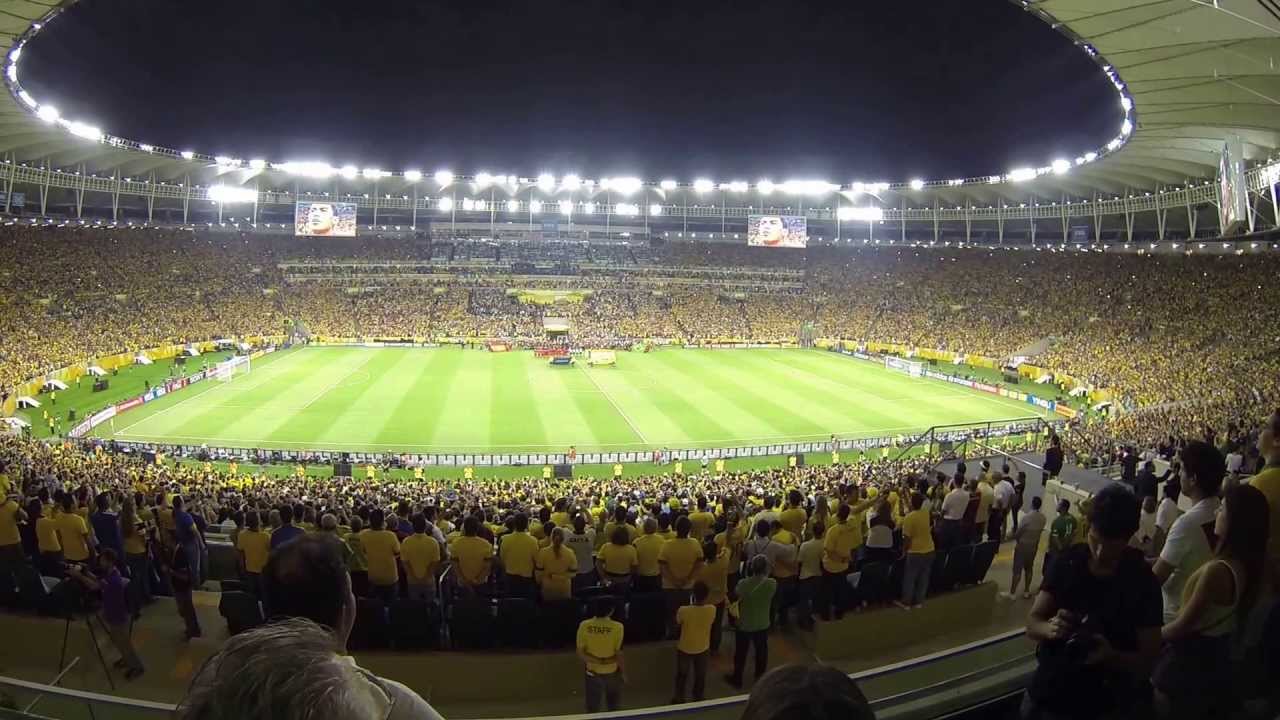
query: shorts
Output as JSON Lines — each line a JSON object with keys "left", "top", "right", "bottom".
{"left": 1013, "top": 542, "right": 1037, "bottom": 575}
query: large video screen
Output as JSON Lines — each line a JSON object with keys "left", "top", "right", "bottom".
{"left": 295, "top": 201, "right": 358, "bottom": 237}
{"left": 747, "top": 214, "right": 807, "bottom": 248}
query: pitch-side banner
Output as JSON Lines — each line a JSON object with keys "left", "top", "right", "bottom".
{"left": 747, "top": 214, "right": 807, "bottom": 248}
{"left": 295, "top": 201, "right": 358, "bottom": 237}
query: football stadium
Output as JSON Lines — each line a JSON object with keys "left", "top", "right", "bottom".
{"left": 0, "top": 1, "right": 1279, "bottom": 719}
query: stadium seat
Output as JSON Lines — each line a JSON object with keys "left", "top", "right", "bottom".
{"left": 624, "top": 592, "right": 667, "bottom": 643}
{"left": 944, "top": 545, "right": 975, "bottom": 590}
{"left": 537, "top": 598, "right": 583, "bottom": 649}
{"left": 217, "top": 591, "right": 264, "bottom": 635}
{"left": 970, "top": 541, "right": 999, "bottom": 585}
{"left": 496, "top": 598, "right": 539, "bottom": 649}
{"left": 389, "top": 599, "right": 440, "bottom": 650}
{"left": 855, "top": 562, "right": 890, "bottom": 607}
{"left": 349, "top": 598, "right": 390, "bottom": 651}
{"left": 449, "top": 595, "right": 496, "bottom": 650}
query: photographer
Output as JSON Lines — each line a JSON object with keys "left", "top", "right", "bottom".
{"left": 1022, "top": 484, "right": 1162, "bottom": 719}
{"left": 66, "top": 548, "right": 144, "bottom": 680}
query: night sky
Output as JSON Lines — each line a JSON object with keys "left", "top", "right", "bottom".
{"left": 19, "top": 0, "right": 1120, "bottom": 182}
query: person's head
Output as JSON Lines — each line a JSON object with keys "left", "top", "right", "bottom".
{"left": 177, "top": 618, "right": 391, "bottom": 720}
{"left": 279, "top": 504, "right": 294, "bottom": 526}
{"left": 740, "top": 664, "right": 875, "bottom": 720}
{"left": 462, "top": 515, "right": 479, "bottom": 536}
{"left": 96, "top": 547, "right": 118, "bottom": 573}
{"left": 610, "top": 525, "right": 629, "bottom": 546}
{"left": 1178, "top": 440, "right": 1226, "bottom": 500}
{"left": 755, "top": 519, "right": 771, "bottom": 538}
{"left": 837, "top": 504, "right": 851, "bottom": 523}
{"left": 1086, "top": 484, "right": 1141, "bottom": 574}
{"left": 572, "top": 513, "right": 586, "bottom": 533}
{"left": 643, "top": 517, "right": 658, "bottom": 535}
{"left": 368, "top": 508, "right": 384, "bottom": 531}
{"left": 1258, "top": 409, "right": 1280, "bottom": 460}
{"left": 811, "top": 522, "right": 825, "bottom": 540}
{"left": 750, "top": 555, "right": 768, "bottom": 577}
{"left": 1215, "top": 484, "right": 1269, "bottom": 611}
{"left": 1142, "top": 495, "right": 1156, "bottom": 514}
{"left": 910, "top": 493, "right": 924, "bottom": 511}
{"left": 590, "top": 596, "right": 614, "bottom": 619}
{"left": 1056, "top": 498, "right": 1070, "bottom": 516}
{"left": 95, "top": 492, "right": 110, "bottom": 512}
{"left": 348, "top": 515, "right": 363, "bottom": 534}
{"left": 263, "top": 534, "right": 356, "bottom": 648}
{"left": 246, "top": 510, "right": 261, "bottom": 531}
{"left": 703, "top": 540, "right": 719, "bottom": 562}
{"left": 172, "top": 495, "right": 184, "bottom": 512}
{"left": 550, "top": 526, "right": 565, "bottom": 551}
{"left": 788, "top": 490, "right": 803, "bottom": 508}
{"left": 675, "top": 515, "right": 691, "bottom": 539}
{"left": 320, "top": 514, "right": 338, "bottom": 533}
{"left": 411, "top": 514, "right": 427, "bottom": 535}
{"left": 1031, "top": 496, "right": 1043, "bottom": 512}
{"left": 513, "top": 512, "right": 529, "bottom": 533}
{"left": 692, "top": 581, "right": 710, "bottom": 604}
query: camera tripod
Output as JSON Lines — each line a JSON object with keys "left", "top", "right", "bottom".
{"left": 57, "top": 609, "right": 116, "bottom": 690}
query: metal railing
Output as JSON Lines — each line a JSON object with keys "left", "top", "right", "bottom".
{"left": 0, "top": 630, "right": 1033, "bottom": 720}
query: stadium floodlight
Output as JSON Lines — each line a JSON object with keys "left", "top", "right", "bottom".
{"left": 248, "top": 158, "right": 267, "bottom": 170}
{"left": 609, "top": 176, "right": 643, "bottom": 196}
{"left": 727, "top": 181, "right": 748, "bottom": 193}
{"left": 583, "top": 202, "right": 595, "bottom": 214}
{"left": 1051, "top": 159, "right": 1071, "bottom": 175}
{"left": 16, "top": 90, "right": 33, "bottom": 108}
{"left": 139, "top": 143, "right": 153, "bottom": 153}
{"left": 779, "top": 180, "right": 835, "bottom": 196}
{"left": 35, "top": 104, "right": 59, "bottom": 123}
{"left": 403, "top": 170, "right": 422, "bottom": 182}
{"left": 757, "top": 179, "right": 774, "bottom": 195}
{"left": 659, "top": 179, "right": 678, "bottom": 191}
{"left": 1120, "top": 119, "right": 1133, "bottom": 136}
{"left": 438, "top": 196, "right": 454, "bottom": 212}
{"left": 616, "top": 202, "right": 639, "bottom": 216}
{"left": 278, "top": 161, "right": 336, "bottom": 178}
{"left": 559, "top": 200, "right": 573, "bottom": 215}
{"left": 837, "top": 206, "right": 884, "bottom": 222}
{"left": 6, "top": 65, "right": 16, "bottom": 84}
{"left": 649, "top": 203, "right": 663, "bottom": 216}
{"left": 1006, "top": 168, "right": 1037, "bottom": 183}
{"left": 475, "top": 172, "right": 493, "bottom": 187}
{"left": 947, "top": 179, "right": 964, "bottom": 186}
{"left": 561, "top": 174, "right": 582, "bottom": 192}
{"left": 208, "top": 184, "right": 257, "bottom": 204}
{"left": 339, "top": 165, "right": 359, "bottom": 179}
{"left": 529, "top": 199, "right": 543, "bottom": 214}
{"left": 67, "top": 122, "right": 103, "bottom": 142}
{"left": 462, "top": 198, "right": 475, "bottom": 211}
{"left": 1084, "top": 152, "right": 1097, "bottom": 162}
{"left": 909, "top": 179, "right": 925, "bottom": 190}
{"left": 434, "top": 170, "right": 454, "bottom": 186}
{"left": 362, "top": 168, "right": 388, "bottom": 180}
{"left": 536, "top": 173, "right": 556, "bottom": 192}
{"left": 693, "top": 178, "right": 715, "bottom": 193}
{"left": 215, "top": 156, "right": 239, "bottom": 167}
{"left": 506, "top": 199, "right": 520, "bottom": 212}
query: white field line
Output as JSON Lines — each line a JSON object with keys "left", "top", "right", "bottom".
{"left": 292, "top": 351, "right": 376, "bottom": 412}
{"left": 108, "top": 349, "right": 310, "bottom": 436}
{"left": 576, "top": 363, "right": 650, "bottom": 445}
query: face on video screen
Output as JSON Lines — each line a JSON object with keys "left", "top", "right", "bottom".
{"left": 306, "top": 203, "right": 336, "bottom": 235}
{"left": 755, "top": 215, "right": 786, "bottom": 246}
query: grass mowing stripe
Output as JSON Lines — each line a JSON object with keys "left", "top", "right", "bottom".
{"left": 591, "top": 357, "right": 737, "bottom": 448}
{"left": 726, "top": 350, "right": 905, "bottom": 432}
{"left": 537, "top": 363, "right": 616, "bottom": 450}
{"left": 650, "top": 350, "right": 831, "bottom": 439}
{"left": 372, "top": 348, "right": 461, "bottom": 446}
{"left": 491, "top": 353, "right": 550, "bottom": 447}
{"left": 306, "top": 349, "right": 414, "bottom": 446}
{"left": 429, "top": 350, "right": 493, "bottom": 449}
{"left": 576, "top": 363, "right": 648, "bottom": 445}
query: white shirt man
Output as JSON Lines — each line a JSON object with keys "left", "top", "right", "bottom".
{"left": 942, "top": 486, "right": 970, "bottom": 520}
{"left": 1225, "top": 450, "right": 1244, "bottom": 475}
{"left": 1155, "top": 496, "right": 1180, "bottom": 534}
{"left": 798, "top": 535, "right": 824, "bottom": 580}
{"left": 564, "top": 526, "right": 597, "bottom": 579}
{"left": 1157, "top": 495, "right": 1220, "bottom": 622}
{"left": 742, "top": 533, "right": 795, "bottom": 575}
{"left": 994, "top": 478, "right": 1016, "bottom": 512}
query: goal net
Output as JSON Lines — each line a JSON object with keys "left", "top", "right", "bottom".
{"left": 885, "top": 355, "right": 925, "bottom": 378}
{"left": 214, "top": 355, "right": 251, "bottom": 383}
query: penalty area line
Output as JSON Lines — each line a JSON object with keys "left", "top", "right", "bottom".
{"left": 576, "top": 363, "right": 650, "bottom": 445}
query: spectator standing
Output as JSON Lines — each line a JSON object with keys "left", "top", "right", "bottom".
{"left": 897, "top": 493, "right": 935, "bottom": 609}
{"left": 577, "top": 597, "right": 626, "bottom": 712}
{"left": 939, "top": 477, "right": 969, "bottom": 549}
{"left": 1153, "top": 484, "right": 1269, "bottom": 720}
{"left": 694, "top": 540, "right": 732, "bottom": 653}
{"left": 1043, "top": 435, "right": 1064, "bottom": 485}
{"left": 1044, "top": 499, "right": 1076, "bottom": 579}
{"left": 67, "top": 549, "right": 143, "bottom": 679}
{"left": 498, "top": 512, "right": 539, "bottom": 598}
{"left": 359, "top": 509, "right": 401, "bottom": 603}
{"left": 1009, "top": 496, "right": 1047, "bottom": 599}
{"left": 235, "top": 511, "right": 271, "bottom": 597}
{"left": 820, "top": 504, "right": 858, "bottom": 619}
{"left": 55, "top": 494, "right": 92, "bottom": 565}
{"left": 633, "top": 518, "right": 664, "bottom": 592}
{"left": 564, "top": 514, "right": 597, "bottom": 593}
{"left": 165, "top": 537, "right": 202, "bottom": 639}
{"left": 796, "top": 523, "right": 824, "bottom": 631}
{"left": 269, "top": 504, "right": 304, "bottom": 550}
{"left": 725, "top": 555, "right": 776, "bottom": 689}
{"left": 171, "top": 496, "right": 204, "bottom": 588}
{"left": 659, "top": 516, "right": 704, "bottom": 633}
{"left": 89, "top": 493, "right": 122, "bottom": 560}
{"left": 1022, "top": 484, "right": 1161, "bottom": 719}
{"left": 452, "top": 516, "right": 494, "bottom": 591}
{"left": 993, "top": 473, "right": 1015, "bottom": 542}
{"left": 35, "top": 499, "right": 63, "bottom": 576}
{"left": 0, "top": 491, "right": 27, "bottom": 592}
{"left": 535, "top": 527, "right": 577, "bottom": 601}
{"left": 1247, "top": 409, "right": 1280, "bottom": 584}
{"left": 671, "top": 581, "right": 716, "bottom": 703}
{"left": 401, "top": 514, "right": 441, "bottom": 603}
{"left": 344, "top": 516, "right": 369, "bottom": 598}
{"left": 1153, "top": 441, "right": 1225, "bottom": 623}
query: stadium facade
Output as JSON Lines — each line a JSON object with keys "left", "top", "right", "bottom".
{"left": 0, "top": 0, "right": 1277, "bottom": 245}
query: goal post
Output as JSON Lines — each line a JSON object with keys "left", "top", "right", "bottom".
{"left": 214, "top": 355, "right": 251, "bottom": 383}
{"left": 884, "top": 355, "right": 925, "bottom": 378}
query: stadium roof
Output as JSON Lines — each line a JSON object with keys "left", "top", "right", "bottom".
{"left": 0, "top": 0, "right": 1277, "bottom": 204}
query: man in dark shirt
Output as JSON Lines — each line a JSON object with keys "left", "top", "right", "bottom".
{"left": 89, "top": 492, "right": 122, "bottom": 561}
{"left": 1120, "top": 447, "right": 1139, "bottom": 488}
{"left": 1042, "top": 435, "right": 1064, "bottom": 486}
{"left": 270, "top": 504, "right": 306, "bottom": 550}
{"left": 166, "top": 541, "right": 201, "bottom": 639}
{"left": 68, "top": 548, "right": 143, "bottom": 678}
{"left": 1023, "top": 484, "right": 1161, "bottom": 719}
{"left": 171, "top": 495, "right": 205, "bottom": 589}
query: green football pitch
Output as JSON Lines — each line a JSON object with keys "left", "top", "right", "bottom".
{"left": 87, "top": 346, "right": 1051, "bottom": 455}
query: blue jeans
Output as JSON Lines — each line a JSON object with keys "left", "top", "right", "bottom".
{"left": 585, "top": 671, "right": 622, "bottom": 712}
{"left": 902, "top": 552, "right": 933, "bottom": 606}
{"left": 181, "top": 541, "right": 203, "bottom": 590}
